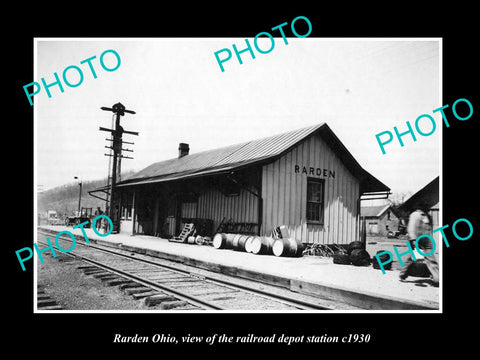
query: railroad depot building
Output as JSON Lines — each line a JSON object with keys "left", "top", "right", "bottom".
{"left": 98, "top": 123, "right": 389, "bottom": 245}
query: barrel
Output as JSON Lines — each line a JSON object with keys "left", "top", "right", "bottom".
{"left": 250, "top": 236, "right": 275, "bottom": 255}
{"left": 272, "top": 238, "right": 303, "bottom": 257}
{"left": 213, "top": 233, "right": 235, "bottom": 249}
{"left": 349, "top": 249, "right": 371, "bottom": 266}
{"left": 237, "top": 235, "right": 249, "bottom": 251}
{"left": 213, "top": 233, "right": 225, "bottom": 248}
{"left": 231, "top": 234, "right": 241, "bottom": 250}
{"left": 232, "top": 234, "right": 250, "bottom": 252}
{"left": 244, "top": 236, "right": 255, "bottom": 253}
{"left": 293, "top": 238, "right": 304, "bottom": 256}
{"left": 194, "top": 235, "right": 204, "bottom": 245}
{"left": 203, "top": 236, "right": 212, "bottom": 245}
{"left": 187, "top": 236, "right": 196, "bottom": 244}
{"left": 225, "top": 233, "right": 236, "bottom": 248}
{"left": 244, "top": 236, "right": 255, "bottom": 252}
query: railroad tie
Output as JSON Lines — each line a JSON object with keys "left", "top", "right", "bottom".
{"left": 159, "top": 301, "right": 190, "bottom": 310}
{"left": 169, "top": 305, "right": 202, "bottom": 311}
{"left": 37, "top": 288, "right": 63, "bottom": 310}
{"left": 119, "top": 282, "right": 144, "bottom": 290}
{"left": 37, "top": 298, "right": 57, "bottom": 307}
{"left": 84, "top": 269, "right": 108, "bottom": 276}
{"left": 131, "top": 291, "right": 160, "bottom": 300}
{"left": 57, "top": 255, "right": 74, "bottom": 263}
{"left": 99, "top": 275, "right": 122, "bottom": 283}
{"left": 38, "top": 304, "right": 64, "bottom": 310}
{"left": 124, "top": 287, "right": 153, "bottom": 295}
{"left": 93, "top": 272, "right": 116, "bottom": 279}
{"left": 104, "top": 278, "right": 133, "bottom": 286}
{"left": 77, "top": 265, "right": 98, "bottom": 270}
{"left": 144, "top": 294, "right": 178, "bottom": 307}
{"left": 210, "top": 296, "right": 236, "bottom": 301}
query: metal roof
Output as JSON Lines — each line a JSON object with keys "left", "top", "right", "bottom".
{"left": 398, "top": 176, "right": 439, "bottom": 212}
{"left": 115, "top": 123, "right": 390, "bottom": 193}
{"left": 361, "top": 204, "right": 394, "bottom": 218}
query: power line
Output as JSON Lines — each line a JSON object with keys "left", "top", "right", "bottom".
{"left": 99, "top": 103, "right": 139, "bottom": 233}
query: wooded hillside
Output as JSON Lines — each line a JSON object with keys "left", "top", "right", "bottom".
{"left": 38, "top": 170, "right": 136, "bottom": 217}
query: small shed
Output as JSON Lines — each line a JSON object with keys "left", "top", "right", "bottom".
{"left": 360, "top": 204, "right": 401, "bottom": 236}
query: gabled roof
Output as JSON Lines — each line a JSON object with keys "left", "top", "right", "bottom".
{"left": 398, "top": 176, "right": 439, "bottom": 212}
{"left": 361, "top": 204, "right": 397, "bottom": 218}
{"left": 115, "top": 123, "right": 389, "bottom": 193}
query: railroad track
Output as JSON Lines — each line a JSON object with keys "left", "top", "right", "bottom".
{"left": 36, "top": 230, "right": 354, "bottom": 311}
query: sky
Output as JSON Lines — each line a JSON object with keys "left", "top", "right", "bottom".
{"left": 35, "top": 38, "right": 440, "bottom": 199}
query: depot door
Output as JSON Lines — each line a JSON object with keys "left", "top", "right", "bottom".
{"left": 175, "top": 194, "right": 198, "bottom": 234}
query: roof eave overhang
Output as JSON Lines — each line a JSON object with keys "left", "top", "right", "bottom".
{"left": 114, "top": 157, "right": 271, "bottom": 188}
{"left": 103, "top": 123, "right": 390, "bottom": 194}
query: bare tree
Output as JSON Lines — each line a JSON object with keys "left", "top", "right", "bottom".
{"left": 388, "top": 191, "right": 413, "bottom": 207}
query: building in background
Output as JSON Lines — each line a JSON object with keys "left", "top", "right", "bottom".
{"left": 360, "top": 204, "right": 402, "bottom": 236}
{"left": 398, "top": 176, "right": 439, "bottom": 234}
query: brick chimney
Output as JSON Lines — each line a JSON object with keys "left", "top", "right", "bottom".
{"left": 178, "top": 143, "right": 189, "bottom": 158}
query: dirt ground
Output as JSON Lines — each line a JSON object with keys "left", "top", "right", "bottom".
{"left": 365, "top": 234, "right": 407, "bottom": 249}
{"left": 36, "top": 253, "right": 172, "bottom": 311}
{"left": 365, "top": 235, "right": 417, "bottom": 271}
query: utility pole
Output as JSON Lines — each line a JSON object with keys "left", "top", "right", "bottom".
{"left": 74, "top": 176, "right": 82, "bottom": 215}
{"left": 100, "top": 103, "right": 138, "bottom": 233}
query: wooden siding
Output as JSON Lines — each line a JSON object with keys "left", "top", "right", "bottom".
{"left": 166, "top": 216, "right": 176, "bottom": 237}
{"left": 129, "top": 183, "right": 260, "bottom": 237}
{"left": 261, "top": 133, "right": 360, "bottom": 245}
{"left": 197, "top": 187, "right": 259, "bottom": 233}
{"left": 181, "top": 202, "right": 198, "bottom": 218}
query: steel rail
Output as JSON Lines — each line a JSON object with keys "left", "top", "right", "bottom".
{"left": 36, "top": 238, "right": 223, "bottom": 310}
{"left": 38, "top": 230, "right": 332, "bottom": 310}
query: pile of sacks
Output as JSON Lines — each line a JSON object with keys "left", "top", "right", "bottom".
{"left": 333, "top": 241, "right": 372, "bottom": 267}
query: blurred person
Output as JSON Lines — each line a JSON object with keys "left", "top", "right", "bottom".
{"left": 95, "top": 207, "right": 104, "bottom": 232}
{"left": 399, "top": 206, "right": 439, "bottom": 286}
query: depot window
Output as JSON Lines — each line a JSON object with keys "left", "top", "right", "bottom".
{"left": 306, "top": 178, "right": 325, "bottom": 224}
{"left": 120, "top": 192, "right": 133, "bottom": 220}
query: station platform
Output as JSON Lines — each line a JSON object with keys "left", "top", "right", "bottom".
{"left": 37, "top": 225, "right": 440, "bottom": 311}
